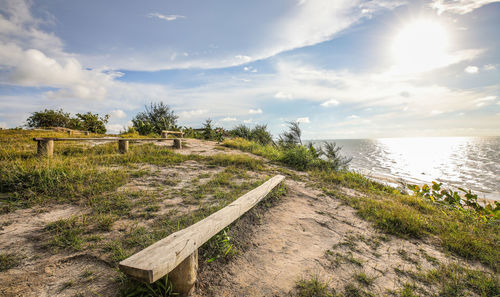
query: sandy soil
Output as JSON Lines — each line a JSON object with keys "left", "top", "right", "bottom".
{"left": 0, "top": 138, "right": 490, "bottom": 296}
{"left": 195, "top": 178, "right": 458, "bottom": 296}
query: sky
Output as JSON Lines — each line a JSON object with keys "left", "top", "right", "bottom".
{"left": 0, "top": 0, "right": 499, "bottom": 139}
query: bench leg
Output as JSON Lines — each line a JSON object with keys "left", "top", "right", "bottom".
{"left": 169, "top": 250, "right": 198, "bottom": 296}
{"left": 161, "top": 131, "right": 168, "bottom": 139}
{"left": 37, "top": 140, "right": 54, "bottom": 157}
{"left": 173, "top": 138, "right": 182, "bottom": 149}
{"left": 118, "top": 140, "right": 129, "bottom": 154}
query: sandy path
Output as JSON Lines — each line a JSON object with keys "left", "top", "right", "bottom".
{"left": 197, "top": 179, "right": 454, "bottom": 296}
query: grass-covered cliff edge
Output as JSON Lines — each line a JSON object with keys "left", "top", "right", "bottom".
{"left": 0, "top": 129, "right": 498, "bottom": 297}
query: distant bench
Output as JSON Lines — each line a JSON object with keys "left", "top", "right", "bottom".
{"left": 161, "top": 130, "right": 184, "bottom": 138}
{"left": 119, "top": 175, "right": 285, "bottom": 296}
{"left": 33, "top": 137, "right": 182, "bottom": 157}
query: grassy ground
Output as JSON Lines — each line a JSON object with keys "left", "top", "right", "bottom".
{"left": 226, "top": 137, "right": 499, "bottom": 296}
{"left": 224, "top": 137, "right": 500, "bottom": 273}
{"left": 0, "top": 129, "right": 279, "bottom": 296}
{"left": 1, "top": 131, "right": 498, "bottom": 296}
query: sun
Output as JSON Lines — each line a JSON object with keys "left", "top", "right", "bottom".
{"left": 391, "top": 19, "right": 450, "bottom": 73}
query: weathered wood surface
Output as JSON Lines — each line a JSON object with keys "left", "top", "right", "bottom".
{"left": 173, "top": 138, "right": 182, "bottom": 149}
{"left": 118, "top": 140, "right": 129, "bottom": 154}
{"left": 162, "top": 131, "right": 184, "bottom": 139}
{"left": 33, "top": 137, "right": 173, "bottom": 141}
{"left": 119, "top": 174, "right": 285, "bottom": 283}
{"left": 37, "top": 139, "right": 54, "bottom": 157}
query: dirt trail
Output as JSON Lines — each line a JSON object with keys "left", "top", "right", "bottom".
{"left": 0, "top": 139, "right": 465, "bottom": 296}
{"left": 196, "top": 175, "right": 455, "bottom": 296}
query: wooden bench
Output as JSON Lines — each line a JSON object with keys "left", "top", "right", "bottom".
{"left": 161, "top": 130, "right": 184, "bottom": 138}
{"left": 119, "top": 175, "right": 285, "bottom": 296}
{"left": 33, "top": 137, "right": 182, "bottom": 157}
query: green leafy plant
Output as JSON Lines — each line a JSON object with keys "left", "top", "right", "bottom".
{"left": 201, "top": 227, "right": 237, "bottom": 263}
{"left": 26, "top": 109, "right": 71, "bottom": 128}
{"left": 132, "top": 102, "right": 178, "bottom": 135}
{"left": 408, "top": 182, "right": 500, "bottom": 221}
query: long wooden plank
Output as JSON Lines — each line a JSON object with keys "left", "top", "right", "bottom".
{"left": 33, "top": 138, "right": 173, "bottom": 141}
{"left": 119, "top": 174, "right": 285, "bottom": 283}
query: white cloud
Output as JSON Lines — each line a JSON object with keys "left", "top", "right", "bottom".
{"left": 347, "top": 115, "right": 359, "bottom": 119}
{"left": 297, "top": 117, "right": 310, "bottom": 123}
{"left": 484, "top": 64, "right": 497, "bottom": 71}
{"left": 106, "top": 124, "right": 126, "bottom": 134}
{"left": 0, "top": 1, "right": 121, "bottom": 100}
{"left": 235, "top": 55, "right": 252, "bottom": 63}
{"left": 0, "top": 122, "right": 7, "bottom": 129}
{"left": 248, "top": 108, "right": 263, "bottom": 114}
{"left": 474, "top": 95, "right": 497, "bottom": 107}
{"left": 243, "top": 66, "right": 258, "bottom": 72}
{"left": 148, "top": 13, "right": 185, "bottom": 21}
{"left": 110, "top": 109, "right": 126, "bottom": 119}
{"left": 243, "top": 119, "right": 253, "bottom": 124}
{"left": 220, "top": 117, "right": 237, "bottom": 122}
{"left": 1, "top": 46, "right": 117, "bottom": 100}
{"left": 321, "top": 99, "right": 340, "bottom": 107}
{"left": 60, "top": 0, "right": 403, "bottom": 71}
{"left": 274, "top": 91, "right": 293, "bottom": 99}
{"left": 431, "top": 0, "right": 499, "bottom": 14}
{"left": 465, "top": 66, "right": 479, "bottom": 74}
{"left": 178, "top": 109, "right": 208, "bottom": 119}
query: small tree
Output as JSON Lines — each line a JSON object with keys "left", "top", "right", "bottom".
{"left": 319, "top": 142, "right": 352, "bottom": 171}
{"left": 231, "top": 124, "right": 252, "bottom": 139}
{"left": 251, "top": 124, "right": 273, "bottom": 145}
{"left": 26, "top": 109, "right": 71, "bottom": 128}
{"left": 74, "top": 112, "right": 109, "bottom": 134}
{"left": 202, "top": 119, "right": 215, "bottom": 140}
{"left": 279, "top": 121, "right": 302, "bottom": 146}
{"left": 132, "top": 102, "right": 178, "bottom": 135}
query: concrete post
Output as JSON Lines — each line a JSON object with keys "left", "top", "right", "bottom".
{"left": 37, "top": 140, "right": 54, "bottom": 157}
{"left": 118, "top": 140, "right": 129, "bottom": 154}
{"left": 84, "top": 131, "right": 90, "bottom": 135}
{"left": 173, "top": 138, "right": 182, "bottom": 149}
{"left": 161, "top": 131, "right": 168, "bottom": 139}
{"left": 168, "top": 250, "right": 198, "bottom": 296}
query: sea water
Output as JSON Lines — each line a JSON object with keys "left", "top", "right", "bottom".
{"left": 310, "top": 137, "right": 500, "bottom": 201}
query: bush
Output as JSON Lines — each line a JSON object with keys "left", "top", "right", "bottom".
{"left": 202, "top": 119, "right": 215, "bottom": 140}
{"left": 231, "top": 124, "right": 252, "bottom": 139}
{"left": 26, "top": 109, "right": 71, "bottom": 128}
{"left": 71, "top": 112, "right": 109, "bottom": 134}
{"left": 25, "top": 109, "right": 109, "bottom": 134}
{"left": 229, "top": 124, "right": 273, "bottom": 145}
{"left": 278, "top": 121, "right": 302, "bottom": 146}
{"left": 132, "top": 102, "right": 178, "bottom": 135}
{"left": 250, "top": 124, "right": 273, "bottom": 145}
{"left": 280, "top": 146, "right": 315, "bottom": 171}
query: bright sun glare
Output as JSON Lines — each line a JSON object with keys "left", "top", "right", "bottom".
{"left": 392, "top": 19, "right": 450, "bottom": 73}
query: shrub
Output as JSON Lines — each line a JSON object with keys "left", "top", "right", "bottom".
{"left": 278, "top": 121, "right": 302, "bottom": 146}
{"left": 280, "top": 146, "right": 314, "bottom": 171}
{"left": 230, "top": 124, "right": 273, "bottom": 145}
{"left": 250, "top": 124, "right": 273, "bottom": 145}
{"left": 132, "top": 102, "right": 178, "bottom": 135}
{"left": 71, "top": 112, "right": 109, "bottom": 134}
{"left": 231, "top": 124, "right": 252, "bottom": 139}
{"left": 26, "top": 109, "right": 71, "bottom": 128}
{"left": 26, "top": 109, "right": 109, "bottom": 133}
{"left": 202, "top": 119, "right": 215, "bottom": 140}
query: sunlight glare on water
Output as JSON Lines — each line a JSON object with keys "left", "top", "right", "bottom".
{"left": 314, "top": 137, "right": 500, "bottom": 200}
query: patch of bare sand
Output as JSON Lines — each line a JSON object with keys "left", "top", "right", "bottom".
{"left": 196, "top": 179, "right": 458, "bottom": 296}
{"left": 0, "top": 205, "right": 119, "bottom": 297}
